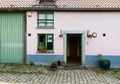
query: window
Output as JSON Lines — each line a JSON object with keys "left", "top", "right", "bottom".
{"left": 38, "top": 34, "right": 54, "bottom": 53}
{"left": 38, "top": 12, "right": 54, "bottom": 28}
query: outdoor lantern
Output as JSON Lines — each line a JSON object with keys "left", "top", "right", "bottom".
{"left": 87, "top": 30, "right": 97, "bottom": 38}
{"left": 28, "top": 11, "right": 32, "bottom": 17}
{"left": 59, "top": 30, "right": 63, "bottom": 37}
{"left": 92, "top": 32, "right": 97, "bottom": 38}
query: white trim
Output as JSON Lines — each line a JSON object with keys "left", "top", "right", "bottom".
{"left": 63, "top": 30, "right": 85, "bottom": 65}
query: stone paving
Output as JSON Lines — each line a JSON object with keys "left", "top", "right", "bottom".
{"left": 0, "top": 65, "right": 119, "bottom": 84}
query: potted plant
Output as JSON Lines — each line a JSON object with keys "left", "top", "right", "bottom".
{"left": 38, "top": 45, "right": 47, "bottom": 53}
{"left": 98, "top": 54, "right": 111, "bottom": 70}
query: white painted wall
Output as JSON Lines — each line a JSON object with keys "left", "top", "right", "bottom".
{"left": 27, "top": 11, "right": 120, "bottom": 55}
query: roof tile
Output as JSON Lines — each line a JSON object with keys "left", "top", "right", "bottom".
{"left": 0, "top": 0, "right": 120, "bottom": 10}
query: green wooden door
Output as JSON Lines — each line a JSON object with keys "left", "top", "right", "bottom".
{"left": 0, "top": 13, "right": 24, "bottom": 63}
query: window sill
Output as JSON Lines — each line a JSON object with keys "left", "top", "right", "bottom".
{"left": 36, "top": 27, "right": 55, "bottom": 29}
{"left": 36, "top": 51, "right": 54, "bottom": 54}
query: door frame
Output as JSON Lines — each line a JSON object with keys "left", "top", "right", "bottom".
{"left": 63, "top": 30, "right": 85, "bottom": 65}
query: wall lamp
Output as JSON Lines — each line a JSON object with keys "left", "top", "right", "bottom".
{"left": 28, "top": 11, "right": 32, "bottom": 17}
{"left": 59, "top": 30, "right": 63, "bottom": 37}
{"left": 87, "top": 30, "right": 97, "bottom": 38}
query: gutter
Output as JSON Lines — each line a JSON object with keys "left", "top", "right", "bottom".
{"left": 0, "top": 7, "right": 120, "bottom": 11}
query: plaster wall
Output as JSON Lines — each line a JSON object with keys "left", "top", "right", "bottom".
{"left": 27, "top": 11, "right": 120, "bottom": 55}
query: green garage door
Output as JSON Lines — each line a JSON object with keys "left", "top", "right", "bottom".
{"left": 0, "top": 13, "right": 24, "bottom": 63}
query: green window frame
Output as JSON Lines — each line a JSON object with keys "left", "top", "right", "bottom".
{"left": 38, "top": 34, "right": 54, "bottom": 53}
{"left": 37, "top": 12, "right": 54, "bottom": 28}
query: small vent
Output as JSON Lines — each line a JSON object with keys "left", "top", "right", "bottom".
{"left": 39, "top": 0, "right": 57, "bottom": 3}
{"left": 38, "top": 0, "right": 57, "bottom": 6}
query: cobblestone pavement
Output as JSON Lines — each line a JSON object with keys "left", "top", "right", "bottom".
{"left": 0, "top": 65, "right": 119, "bottom": 84}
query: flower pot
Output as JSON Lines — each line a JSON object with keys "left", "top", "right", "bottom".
{"left": 39, "top": 50, "right": 47, "bottom": 53}
{"left": 99, "top": 59, "right": 110, "bottom": 70}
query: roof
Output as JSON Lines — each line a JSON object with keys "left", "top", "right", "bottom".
{"left": 0, "top": 0, "right": 120, "bottom": 10}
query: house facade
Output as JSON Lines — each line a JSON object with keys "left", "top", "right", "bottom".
{"left": 0, "top": 0, "right": 120, "bottom": 68}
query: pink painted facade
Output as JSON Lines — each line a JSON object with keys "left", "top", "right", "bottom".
{"left": 27, "top": 11, "right": 120, "bottom": 55}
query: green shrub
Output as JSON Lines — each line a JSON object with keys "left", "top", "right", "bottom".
{"left": 29, "top": 61, "right": 35, "bottom": 66}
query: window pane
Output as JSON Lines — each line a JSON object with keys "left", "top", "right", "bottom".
{"left": 47, "top": 20, "right": 53, "bottom": 23}
{"left": 47, "top": 34, "right": 53, "bottom": 50}
{"left": 47, "top": 35, "right": 53, "bottom": 42}
{"left": 47, "top": 14, "right": 53, "bottom": 19}
{"left": 39, "top": 14, "right": 45, "bottom": 19}
{"left": 39, "top": 23, "right": 46, "bottom": 26}
{"left": 47, "top": 23, "right": 53, "bottom": 26}
{"left": 47, "top": 43, "right": 53, "bottom": 50}
{"left": 38, "top": 14, "right": 46, "bottom": 26}
{"left": 46, "top": 20, "right": 53, "bottom": 26}
{"left": 39, "top": 34, "right": 45, "bottom": 46}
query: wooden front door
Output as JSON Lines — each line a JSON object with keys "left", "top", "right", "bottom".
{"left": 67, "top": 34, "right": 81, "bottom": 65}
{"left": 69, "top": 36, "right": 78, "bottom": 57}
